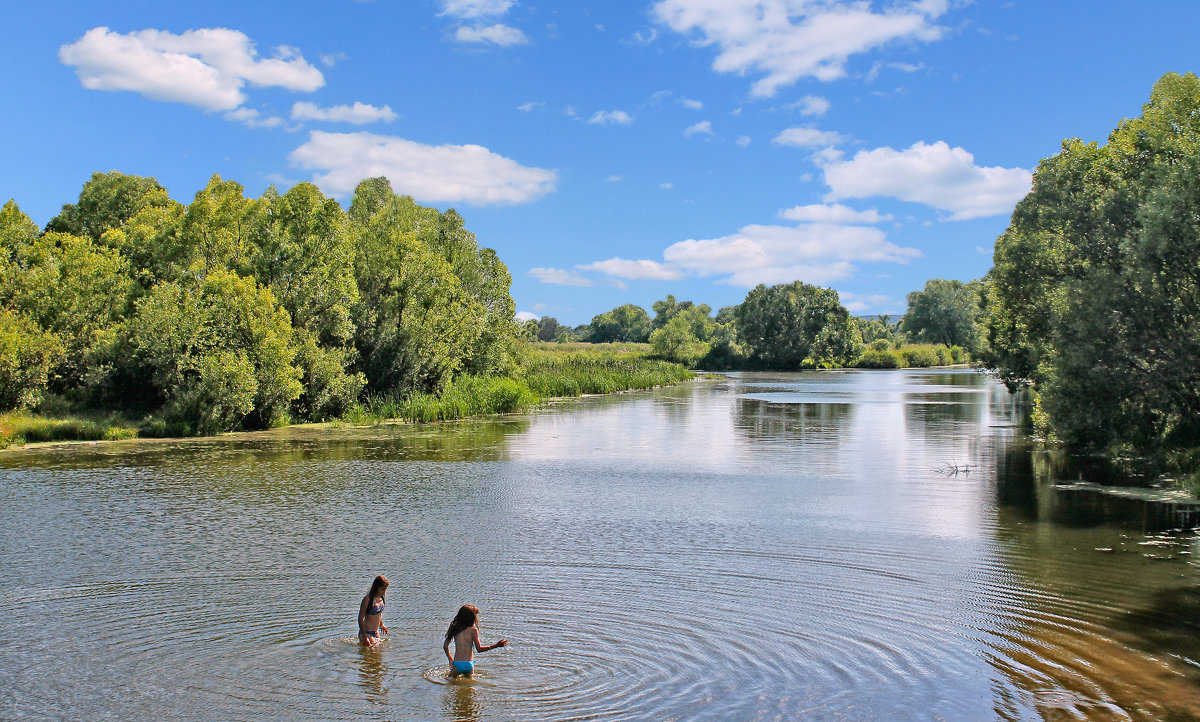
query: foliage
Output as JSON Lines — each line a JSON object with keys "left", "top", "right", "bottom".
{"left": 901, "top": 279, "right": 983, "bottom": 351}
{"left": 45, "top": 171, "right": 174, "bottom": 241}
{"left": 517, "top": 345, "right": 692, "bottom": 396}
{"left": 736, "top": 281, "right": 861, "bottom": 368}
{"left": 857, "top": 315, "right": 902, "bottom": 346}
{"left": 855, "top": 349, "right": 901, "bottom": 369}
{"left": 588, "top": 304, "right": 652, "bottom": 343}
{"left": 984, "top": 72, "right": 1200, "bottom": 452}
{"left": 0, "top": 410, "right": 137, "bottom": 448}
{"left": 0, "top": 309, "right": 63, "bottom": 409}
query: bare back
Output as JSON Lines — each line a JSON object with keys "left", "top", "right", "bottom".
{"left": 451, "top": 626, "right": 478, "bottom": 661}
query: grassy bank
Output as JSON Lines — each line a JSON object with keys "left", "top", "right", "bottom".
{"left": 0, "top": 411, "right": 138, "bottom": 447}
{"left": 854, "top": 343, "right": 970, "bottom": 369}
{"left": 345, "top": 342, "right": 693, "bottom": 424}
{"left": 0, "top": 343, "right": 694, "bottom": 447}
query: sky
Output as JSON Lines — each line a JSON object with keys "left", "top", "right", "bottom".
{"left": 2, "top": 1, "right": 1199, "bottom": 325}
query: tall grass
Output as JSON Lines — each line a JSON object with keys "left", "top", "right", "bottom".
{"left": 0, "top": 411, "right": 138, "bottom": 448}
{"left": 519, "top": 346, "right": 692, "bottom": 397}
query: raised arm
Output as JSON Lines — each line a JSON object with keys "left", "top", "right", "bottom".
{"left": 472, "top": 627, "right": 509, "bottom": 652}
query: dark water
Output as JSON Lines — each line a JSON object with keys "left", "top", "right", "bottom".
{"left": 1, "top": 370, "right": 1196, "bottom": 720}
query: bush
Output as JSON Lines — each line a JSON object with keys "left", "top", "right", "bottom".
{"left": 856, "top": 349, "right": 901, "bottom": 368}
{"left": 870, "top": 339, "right": 891, "bottom": 352}
{"left": 902, "top": 346, "right": 940, "bottom": 367}
{"left": 0, "top": 310, "right": 63, "bottom": 410}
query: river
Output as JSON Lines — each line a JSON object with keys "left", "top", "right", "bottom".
{"left": 1, "top": 370, "right": 1197, "bottom": 720}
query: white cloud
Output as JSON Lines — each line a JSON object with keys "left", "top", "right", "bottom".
{"left": 652, "top": 0, "right": 949, "bottom": 97}
{"left": 291, "top": 101, "right": 397, "bottom": 124}
{"left": 529, "top": 267, "right": 593, "bottom": 286}
{"left": 778, "top": 203, "right": 892, "bottom": 224}
{"left": 606, "top": 175, "right": 624, "bottom": 182}
{"left": 662, "top": 222, "right": 920, "bottom": 287}
{"left": 684, "top": 120, "right": 713, "bottom": 136}
{"left": 839, "top": 292, "right": 892, "bottom": 312}
{"left": 589, "top": 110, "right": 633, "bottom": 125}
{"left": 681, "top": 97, "right": 703, "bottom": 110}
{"left": 517, "top": 101, "right": 545, "bottom": 112}
{"left": 772, "top": 126, "right": 847, "bottom": 148}
{"left": 660, "top": 182, "right": 673, "bottom": 190}
{"left": 630, "top": 28, "right": 659, "bottom": 45}
{"left": 440, "top": 0, "right": 514, "bottom": 18}
{"left": 224, "top": 107, "right": 284, "bottom": 129}
{"left": 319, "top": 52, "right": 347, "bottom": 67}
{"left": 736, "top": 135, "right": 751, "bottom": 147}
{"left": 515, "top": 310, "right": 539, "bottom": 322}
{"left": 577, "top": 258, "right": 683, "bottom": 280}
{"left": 788, "top": 95, "right": 831, "bottom": 117}
{"left": 455, "top": 24, "right": 528, "bottom": 45}
{"left": 289, "top": 130, "right": 557, "bottom": 204}
{"left": 822, "top": 140, "right": 1032, "bottom": 220}
{"left": 60, "top": 26, "right": 324, "bottom": 111}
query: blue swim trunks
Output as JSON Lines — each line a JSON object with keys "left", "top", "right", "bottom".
{"left": 451, "top": 661, "right": 475, "bottom": 674}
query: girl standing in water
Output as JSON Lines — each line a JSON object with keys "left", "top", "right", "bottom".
{"left": 443, "top": 604, "right": 508, "bottom": 677}
{"left": 358, "top": 575, "right": 389, "bottom": 646}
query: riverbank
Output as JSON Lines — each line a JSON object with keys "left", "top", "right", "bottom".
{"left": 0, "top": 343, "right": 693, "bottom": 449}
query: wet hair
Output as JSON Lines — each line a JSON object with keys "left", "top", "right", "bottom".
{"left": 365, "top": 575, "right": 388, "bottom": 607}
{"left": 444, "top": 604, "right": 479, "bottom": 643}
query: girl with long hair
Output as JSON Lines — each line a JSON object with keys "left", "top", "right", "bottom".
{"left": 358, "top": 575, "right": 389, "bottom": 646}
{"left": 443, "top": 604, "right": 508, "bottom": 676}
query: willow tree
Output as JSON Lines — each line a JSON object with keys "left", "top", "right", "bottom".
{"left": 984, "top": 72, "right": 1200, "bottom": 451}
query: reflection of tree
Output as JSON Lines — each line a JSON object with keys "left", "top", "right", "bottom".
{"left": 355, "top": 643, "right": 387, "bottom": 705}
{"left": 987, "top": 455, "right": 1200, "bottom": 718}
{"left": 732, "top": 397, "right": 852, "bottom": 443}
{"left": 443, "top": 679, "right": 483, "bottom": 722}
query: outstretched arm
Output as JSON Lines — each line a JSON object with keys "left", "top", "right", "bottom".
{"left": 472, "top": 627, "right": 509, "bottom": 652}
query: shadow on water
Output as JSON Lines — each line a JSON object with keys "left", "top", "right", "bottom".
{"left": 355, "top": 644, "right": 388, "bottom": 706}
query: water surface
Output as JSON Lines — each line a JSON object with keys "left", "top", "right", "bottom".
{"left": 1, "top": 370, "right": 1196, "bottom": 719}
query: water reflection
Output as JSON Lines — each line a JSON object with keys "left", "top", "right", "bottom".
{"left": 0, "top": 371, "right": 1196, "bottom": 720}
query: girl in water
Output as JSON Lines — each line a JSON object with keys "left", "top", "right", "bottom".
{"left": 443, "top": 604, "right": 508, "bottom": 677}
{"left": 358, "top": 575, "right": 389, "bottom": 646}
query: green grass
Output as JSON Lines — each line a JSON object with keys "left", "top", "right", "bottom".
{"left": 854, "top": 343, "right": 968, "bottom": 369}
{"left": 0, "top": 411, "right": 138, "bottom": 448}
{"left": 346, "top": 343, "right": 694, "bottom": 425}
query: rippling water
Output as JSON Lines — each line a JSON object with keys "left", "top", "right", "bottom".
{"left": 1, "top": 370, "right": 1197, "bottom": 720}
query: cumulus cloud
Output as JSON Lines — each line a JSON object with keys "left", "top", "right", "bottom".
{"left": 684, "top": 120, "right": 713, "bottom": 136}
{"left": 778, "top": 203, "right": 892, "bottom": 224}
{"left": 788, "top": 95, "right": 831, "bottom": 117}
{"left": 822, "top": 140, "right": 1033, "bottom": 220}
{"left": 440, "top": 0, "right": 514, "bottom": 18}
{"left": 651, "top": 0, "right": 948, "bottom": 97}
{"left": 289, "top": 130, "right": 557, "bottom": 204}
{"left": 60, "top": 26, "right": 324, "bottom": 111}
{"left": 224, "top": 107, "right": 284, "bottom": 129}
{"left": 839, "top": 292, "right": 893, "bottom": 312}
{"left": 736, "top": 135, "right": 752, "bottom": 147}
{"left": 517, "top": 101, "right": 545, "bottom": 112}
{"left": 772, "top": 126, "right": 847, "bottom": 148}
{"left": 291, "top": 101, "right": 397, "bottom": 124}
{"left": 515, "top": 310, "right": 539, "bottom": 322}
{"left": 660, "top": 182, "right": 673, "bottom": 190}
{"left": 681, "top": 97, "right": 703, "bottom": 110}
{"left": 577, "top": 258, "right": 683, "bottom": 280}
{"left": 455, "top": 24, "right": 528, "bottom": 45}
{"left": 529, "top": 267, "right": 593, "bottom": 286}
{"left": 589, "top": 110, "right": 633, "bottom": 125}
{"left": 661, "top": 222, "right": 920, "bottom": 286}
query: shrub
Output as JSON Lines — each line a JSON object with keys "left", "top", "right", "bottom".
{"left": 856, "top": 349, "right": 901, "bottom": 368}
{"left": 902, "top": 346, "right": 939, "bottom": 367}
{"left": 0, "top": 311, "right": 63, "bottom": 410}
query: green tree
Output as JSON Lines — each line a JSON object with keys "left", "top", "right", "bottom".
{"left": 736, "top": 281, "right": 861, "bottom": 368}
{"left": 46, "top": 171, "right": 174, "bottom": 241}
{"left": 650, "top": 314, "right": 711, "bottom": 366}
{"left": 651, "top": 294, "right": 696, "bottom": 329}
{"left": 984, "top": 72, "right": 1200, "bottom": 450}
{"left": 589, "top": 304, "right": 652, "bottom": 342}
{"left": 536, "top": 316, "right": 561, "bottom": 342}
{"left": 0, "top": 309, "right": 63, "bottom": 410}
{"left": 901, "top": 279, "right": 983, "bottom": 350}
{"left": 127, "top": 270, "right": 302, "bottom": 433}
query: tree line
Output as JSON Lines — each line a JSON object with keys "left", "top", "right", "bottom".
{"left": 0, "top": 173, "right": 517, "bottom": 434}
{"left": 525, "top": 276, "right": 982, "bottom": 371}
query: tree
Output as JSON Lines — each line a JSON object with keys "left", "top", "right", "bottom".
{"left": 0, "top": 309, "right": 63, "bottom": 410}
{"left": 984, "top": 72, "right": 1200, "bottom": 451}
{"left": 536, "top": 316, "right": 561, "bottom": 342}
{"left": 901, "top": 279, "right": 982, "bottom": 350}
{"left": 127, "top": 270, "right": 302, "bottom": 433}
{"left": 651, "top": 294, "right": 696, "bottom": 329}
{"left": 650, "top": 315, "right": 710, "bottom": 366}
{"left": 589, "top": 304, "right": 652, "bottom": 342}
{"left": 736, "top": 281, "right": 860, "bottom": 368}
{"left": 46, "top": 171, "right": 173, "bottom": 241}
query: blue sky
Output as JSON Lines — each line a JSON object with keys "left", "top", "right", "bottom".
{"left": 3, "top": 1, "right": 1198, "bottom": 325}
